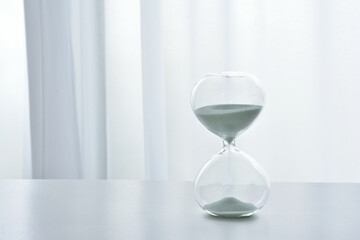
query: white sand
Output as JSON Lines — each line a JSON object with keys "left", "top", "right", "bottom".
{"left": 204, "top": 197, "right": 258, "bottom": 217}
{"left": 194, "top": 104, "right": 262, "bottom": 143}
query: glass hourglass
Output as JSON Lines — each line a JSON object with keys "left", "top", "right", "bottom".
{"left": 191, "top": 72, "right": 270, "bottom": 218}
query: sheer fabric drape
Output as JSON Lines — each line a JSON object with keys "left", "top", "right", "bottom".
{"left": 22, "top": 0, "right": 360, "bottom": 182}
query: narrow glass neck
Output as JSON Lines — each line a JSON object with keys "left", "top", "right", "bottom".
{"left": 223, "top": 140, "right": 236, "bottom": 149}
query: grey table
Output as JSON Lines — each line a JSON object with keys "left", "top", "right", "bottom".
{"left": 0, "top": 180, "right": 359, "bottom": 239}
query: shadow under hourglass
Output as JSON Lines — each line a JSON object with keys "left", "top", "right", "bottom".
{"left": 203, "top": 211, "right": 260, "bottom": 223}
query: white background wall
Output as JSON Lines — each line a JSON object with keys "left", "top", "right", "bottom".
{"left": 1, "top": 0, "right": 360, "bottom": 182}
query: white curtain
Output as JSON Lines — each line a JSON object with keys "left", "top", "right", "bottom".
{"left": 24, "top": 0, "right": 106, "bottom": 178}
{"left": 20, "top": 0, "right": 360, "bottom": 181}
{"left": 0, "top": 0, "right": 29, "bottom": 178}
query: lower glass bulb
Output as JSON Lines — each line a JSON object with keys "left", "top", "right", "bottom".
{"left": 194, "top": 144, "right": 270, "bottom": 217}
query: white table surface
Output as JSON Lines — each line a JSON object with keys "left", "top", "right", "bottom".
{"left": 0, "top": 180, "right": 359, "bottom": 240}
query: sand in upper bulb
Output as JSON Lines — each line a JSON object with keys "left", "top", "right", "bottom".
{"left": 194, "top": 104, "right": 262, "bottom": 143}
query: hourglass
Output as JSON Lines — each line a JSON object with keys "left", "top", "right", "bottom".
{"left": 191, "top": 72, "right": 270, "bottom": 218}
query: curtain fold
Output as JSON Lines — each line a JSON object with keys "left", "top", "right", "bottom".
{"left": 104, "top": 0, "right": 145, "bottom": 179}
{"left": 24, "top": 0, "right": 106, "bottom": 178}
{"left": 0, "top": 0, "right": 29, "bottom": 178}
{"left": 71, "top": 0, "right": 107, "bottom": 178}
{"left": 140, "top": 0, "right": 168, "bottom": 180}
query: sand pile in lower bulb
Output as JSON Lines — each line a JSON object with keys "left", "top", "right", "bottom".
{"left": 204, "top": 197, "right": 257, "bottom": 217}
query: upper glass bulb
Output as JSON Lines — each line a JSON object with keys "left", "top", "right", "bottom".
{"left": 191, "top": 72, "right": 265, "bottom": 144}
